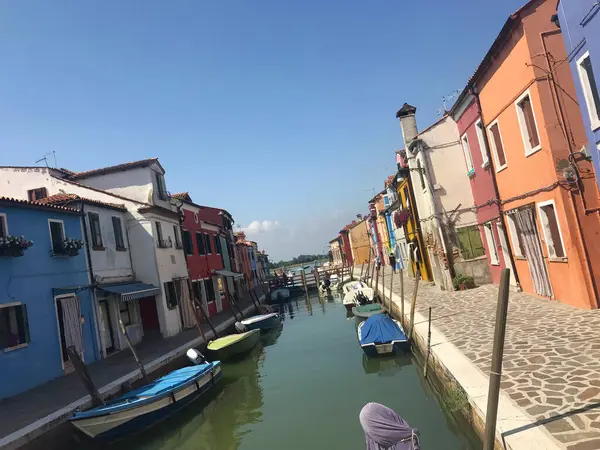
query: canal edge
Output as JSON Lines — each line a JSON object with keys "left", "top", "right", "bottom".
{"left": 0, "top": 301, "right": 260, "bottom": 450}
{"left": 360, "top": 270, "right": 561, "bottom": 450}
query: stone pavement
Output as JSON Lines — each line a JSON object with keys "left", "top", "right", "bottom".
{"left": 0, "top": 291, "right": 261, "bottom": 448}
{"left": 362, "top": 265, "right": 600, "bottom": 449}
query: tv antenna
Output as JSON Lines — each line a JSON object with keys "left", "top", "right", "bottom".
{"left": 35, "top": 151, "right": 57, "bottom": 168}
{"left": 437, "top": 90, "right": 461, "bottom": 117}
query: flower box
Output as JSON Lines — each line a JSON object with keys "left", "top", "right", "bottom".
{"left": 0, "top": 235, "right": 33, "bottom": 257}
{"left": 0, "top": 247, "right": 24, "bottom": 257}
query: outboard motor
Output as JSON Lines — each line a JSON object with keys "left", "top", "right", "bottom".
{"left": 187, "top": 348, "right": 206, "bottom": 365}
{"left": 235, "top": 321, "right": 247, "bottom": 333}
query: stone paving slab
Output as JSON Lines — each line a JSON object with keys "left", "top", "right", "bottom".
{"left": 362, "top": 265, "right": 600, "bottom": 450}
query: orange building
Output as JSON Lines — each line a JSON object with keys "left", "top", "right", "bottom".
{"left": 473, "top": 0, "right": 600, "bottom": 308}
{"left": 348, "top": 218, "right": 371, "bottom": 266}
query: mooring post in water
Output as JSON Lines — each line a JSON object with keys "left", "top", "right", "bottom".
{"left": 423, "top": 306, "right": 432, "bottom": 378}
{"left": 119, "top": 318, "right": 150, "bottom": 384}
{"left": 186, "top": 279, "right": 206, "bottom": 342}
{"left": 301, "top": 269, "right": 308, "bottom": 293}
{"left": 408, "top": 270, "right": 420, "bottom": 341}
{"left": 359, "top": 262, "right": 364, "bottom": 282}
{"left": 314, "top": 268, "right": 321, "bottom": 291}
{"left": 483, "top": 268, "right": 511, "bottom": 450}
{"left": 364, "top": 247, "right": 372, "bottom": 282}
{"left": 389, "top": 267, "right": 394, "bottom": 314}
{"left": 195, "top": 297, "right": 218, "bottom": 338}
{"left": 380, "top": 265, "right": 385, "bottom": 305}
{"left": 67, "top": 346, "right": 105, "bottom": 406}
{"left": 399, "top": 268, "right": 405, "bottom": 328}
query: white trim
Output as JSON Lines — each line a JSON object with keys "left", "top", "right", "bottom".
{"left": 577, "top": 51, "right": 600, "bottom": 131}
{"left": 515, "top": 89, "right": 542, "bottom": 156}
{"left": 474, "top": 119, "right": 490, "bottom": 168}
{"left": 536, "top": 200, "right": 567, "bottom": 260}
{"left": 460, "top": 132, "right": 475, "bottom": 175}
{"left": 199, "top": 222, "right": 220, "bottom": 233}
{"left": 48, "top": 219, "right": 66, "bottom": 252}
{"left": 0, "top": 213, "right": 8, "bottom": 236}
{"left": 505, "top": 213, "right": 524, "bottom": 258}
{"left": 0, "top": 301, "right": 21, "bottom": 309}
{"left": 483, "top": 222, "right": 499, "bottom": 266}
{"left": 487, "top": 119, "right": 508, "bottom": 172}
{"left": 4, "top": 342, "right": 28, "bottom": 352}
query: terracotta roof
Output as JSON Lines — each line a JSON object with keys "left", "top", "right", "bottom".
{"left": 0, "top": 196, "right": 81, "bottom": 214}
{"left": 172, "top": 192, "right": 191, "bottom": 201}
{"left": 37, "top": 193, "right": 127, "bottom": 211}
{"left": 66, "top": 158, "right": 162, "bottom": 180}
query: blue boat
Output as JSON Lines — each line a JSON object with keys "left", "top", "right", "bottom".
{"left": 240, "top": 313, "right": 282, "bottom": 332}
{"left": 70, "top": 361, "right": 222, "bottom": 441}
{"left": 357, "top": 314, "right": 409, "bottom": 357}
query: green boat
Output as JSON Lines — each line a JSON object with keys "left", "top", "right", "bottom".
{"left": 352, "top": 303, "right": 383, "bottom": 319}
{"left": 207, "top": 329, "right": 261, "bottom": 360}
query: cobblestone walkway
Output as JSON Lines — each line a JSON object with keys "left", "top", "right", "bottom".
{"left": 362, "top": 265, "right": 600, "bottom": 450}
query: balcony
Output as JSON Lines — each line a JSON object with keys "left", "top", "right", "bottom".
{"left": 157, "top": 239, "right": 173, "bottom": 249}
{"left": 174, "top": 240, "right": 183, "bottom": 250}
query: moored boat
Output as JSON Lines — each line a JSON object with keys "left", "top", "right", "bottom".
{"left": 352, "top": 303, "right": 383, "bottom": 319}
{"left": 344, "top": 281, "right": 366, "bottom": 293}
{"left": 358, "top": 314, "right": 409, "bottom": 357}
{"left": 206, "top": 329, "right": 261, "bottom": 360}
{"left": 240, "top": 313, "right": 282, "bottom": 332}
{"left": 70, "top": 361, "right": 222, "bottom": 441}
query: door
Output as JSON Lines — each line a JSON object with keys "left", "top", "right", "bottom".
{"left": 98, "top": 300, "right": 115, "bottom": 354}
{"left": 216, "top": 277, "right": 224, "bottom": 313}
{"left": 55, "top": 295, "right": 84, "bottom": 370}
{"left": 497, "top": 222, "right": 517, "bottom": 287}
{"left": 139, "top": 296, "right": 160, "bottom": 332}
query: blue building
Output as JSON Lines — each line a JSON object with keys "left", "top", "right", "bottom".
{"left": 557, "top": 1, "right": 600, "bottom": 187}
{"left": 0, "top": 198, "right": 99, "bottom": 400}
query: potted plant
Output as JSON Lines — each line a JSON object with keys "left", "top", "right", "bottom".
{"left": 62, "top": 237, "right": 84, "bottom": 256}
{"left": 394, "top": 209, "right": 411, "bottom": 229}
{"left": 0, "top": 235, "right": 34, "bottom": 257}
{"left": 452, "top": 274, "right": 475, "bottom": 291}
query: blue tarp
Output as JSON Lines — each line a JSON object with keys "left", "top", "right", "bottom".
{"left": 360, "top": 314, "right": 407, "bottom": 346}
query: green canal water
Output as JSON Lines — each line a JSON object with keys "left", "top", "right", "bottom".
{"left": 64, "top": 293, "right": 480, "bottom": 450}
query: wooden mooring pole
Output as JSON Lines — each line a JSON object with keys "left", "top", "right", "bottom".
{"left": 399, "top": 268, "right": 405, "bottom": 328}
{"left": 380, "top": 265, "right": 385, "bottom": 305}
{"left": 119, "top": 319, "right": 150, "bottom": 384}
{"left": 364, "top": 248, "right": 372, "bottom": 283}
{"left": 483, "top": 269, "right": 511, "bottom": 450}
{"left": 423, "top": 306, "right": 432, "bottom": 378}
{"left": 408, "top": 270, "right": 420, "bottom": 341}
{"left": 389, "top": 267, "right": 394, "bottom": 314}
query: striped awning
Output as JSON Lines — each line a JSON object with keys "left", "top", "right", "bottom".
{"left": 100, "top": 283, "right": 160, "bottom": 302}
{"left": 214, "top": 269, "right": 244, "bottom": 279}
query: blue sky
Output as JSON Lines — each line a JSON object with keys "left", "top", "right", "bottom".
{"left": 0, "top": 0, "right": 527, "bottom": 260}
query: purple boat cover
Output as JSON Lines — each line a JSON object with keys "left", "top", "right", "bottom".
{"left": 359, "top": 402, "right": 420, "bottom": 450}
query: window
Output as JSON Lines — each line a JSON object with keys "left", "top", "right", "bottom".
{"left": 192, "top": 281, "right": 202, "bottom": 302}
{"left": 173, "top": 225, "right": 182, "bottom": 249}
{"left": 183, "top": 230, "right": 194, "bottom": 255}
{"left": 506, "top": 213, "right": 525, "bottom": 258}
{"left": 214, "top": 235, "right": 221, "bottom": 254}
{"left": 49, "top": 220, "right": 65, "bottom": 254}
{"left": 88, "top": 212, "right": 103, "bottom": 249}
{"left": 488, "top": 121, "right": 507, "bottom": 171}
{"left": 461, "top": 133, "right": 475, "bottom": 175}
{"left": 0, "top": 303, "right": 29, "bottom": 350}
{"left": 155, "top": 221, "right": 170, "bottom": 248}
{"left": 538, "top": 201, "right": 566, "bottom": 259}
{"left": 155, "top": 172, "right": 168, "bottom": 200}
{"left": 483, "top": 223, "right": 499, "bottom": 265}
{"left": 456, "top": 225, "right": 485, "bottom": 260}
{"left": 0, "top": 214, "right": 7, "bottom": 238}
{"left": 196, "top": 232, "right": 206, "bottom": 255}
{"left": 205, "top": 234, "right": 212, "bottom": 254}
{"left": 112, "top": 217, "right": 125, "bottom": 250}
{"left": 205, "top": 279, "right": 216, "bottom": 303}
{"left": 27, "top": 187, "right": 47, "bottom": 201}
{"left": 416, "top": 159, "right": 426, "bottom": 190}
{"left": 164, "top": 281, "right": 178, "bottom": 309}
{"left": 156, "top": 221, "right": 163, "bottom": 242}
{"left": 475, "top": 119, "right": 490, "bottom": 167}
{"left": 577, "top": 51, "right": 600, "bottom": 130}
{"left": 515, "top": 91, "right": 541, "bottom": 155}
{"left": 119, "top": 302, "right": 132, "bottom": 326}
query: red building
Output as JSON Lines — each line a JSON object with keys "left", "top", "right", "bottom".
{"left": 234, "top": 231, "right": 254, "bottom": 289}
{"left": 339, "top": 225, "right": 354, "bottom": 267}
{"left": 451, "top": 93, "right": 516, "bottom": 286}
{"left": 174, "top": 193, "right": 241, "bottom": 317}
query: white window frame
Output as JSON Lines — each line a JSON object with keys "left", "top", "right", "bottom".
{"left": 515, "top": 89, "right": 542, "bottom": 156}
{"left": 460, "top": 133, "right": 475, "bottom": 176}
{"left": 536, "top": 200, "right": 567, "bottom": 260}
{"left": 53, "top": 293, "right": 82, "bottom": 367}
{"left": 487, "top": 119, "right": 508, "bottom": 173}
{"left": 577, "top": 51, "right": 600, "bottom": 131}
{"left": 0, "top": 301, "right": 29, "bottom": 352}
{"left": 475, "top": 119, "right": 490, "bottom": 168}
{"left": 48, "top": 219, "right": 66, "bottom": 252}
{"left": 0, "top": 213, "right": 8, "bottom": 237}
{"left": 505, "top": 214, "right": 524, "bottom": 258}
{"left": 483, "top": 222, "right": 499, "bottom": 266}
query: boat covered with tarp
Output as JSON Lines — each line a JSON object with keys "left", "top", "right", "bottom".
{"left": 357, "top": 314, "right": 409, "bottom": 356}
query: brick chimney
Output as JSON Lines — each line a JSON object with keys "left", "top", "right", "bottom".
{"left": 396, "top": 103, "right": 418, "bottom": 146}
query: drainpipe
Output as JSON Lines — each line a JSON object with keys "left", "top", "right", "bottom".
{"left": 470, "top": 85, "right": 521, "bottom": 290}
{"left": 539, "top": 29, "right": 599, "bottom": 307}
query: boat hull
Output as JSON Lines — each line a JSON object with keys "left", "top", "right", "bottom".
{"left": 243, "top": 314, "right": 282, "bottom": 332}
{"left": 70, "top": 364, "right": 222, "bottom": 441}
{"left": 207, "top": 330, "right": 261, "bottom": 360}
{"left": 352, "top": 306, "right": 383, "bottom": 319}
{"left": 360, "top": 340, "right": 410, "bottom": 357}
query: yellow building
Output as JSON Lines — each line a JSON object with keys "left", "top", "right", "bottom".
{"left": 374, "top": 194, "right": 391, "bottom": 263}
{"left": 348, "top": 219, "right": 371, "bottom": 265}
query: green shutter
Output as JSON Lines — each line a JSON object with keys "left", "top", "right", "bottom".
{"left": 457, "top": 228, "right": 473, "bottom": 260}
{"left": 468, "top": 226, "right": 485, "bottom": 258}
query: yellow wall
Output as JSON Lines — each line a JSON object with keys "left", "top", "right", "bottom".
{"left": 348, "top": 219, "right": 371, "bottom": 265}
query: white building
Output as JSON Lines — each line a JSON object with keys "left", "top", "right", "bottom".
{"left": 0, "top": 160, "right": 190, "bottom": 339}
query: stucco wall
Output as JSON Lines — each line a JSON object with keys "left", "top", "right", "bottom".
{"left": 348, "top": 219, "right": 371, "bottom": 265}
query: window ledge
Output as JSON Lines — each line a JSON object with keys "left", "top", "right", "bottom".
{"left": 591, "top": 121, "right": 600, "bottom": 132}
{"left": 548, "top": 257, "right": 568, "bottom": 263}
{"left": 525, "top": 145, "right": 542, "bottom": 157}
{"left": 515, "top": 255, "right": 527, "bottom": 260}
{"left": 116, "top": 247, "right": 127, "bottom": 252}
{"left": 481, "top": 160, "right": 490, "bottom": 169}
{"left": 4, "top": 343, "right": 28, "bottom": 353}
{"left": 491, "top": 261, "right": 500, "bottom": 266}
{"left": 496, "top": 165, "right": 508, "bottom": 174}
{"left": 467, "top": 169, "right": 476, "bottom": 178}
{"left": 92, "top": 246, "right": 105, "bottom": 251}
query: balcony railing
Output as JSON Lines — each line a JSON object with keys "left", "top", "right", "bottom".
{"left": 175, "top": 241, "right": 183, "bottom": 250}
{"left": 157, "top": 239, "right": 173, "bottom": 249}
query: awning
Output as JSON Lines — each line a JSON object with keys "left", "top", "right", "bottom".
{"left": 100, "top": 282, "right": 160, "bottom": 302}
{"left": 214, "top": 269, "right": 244, "bottom": 279}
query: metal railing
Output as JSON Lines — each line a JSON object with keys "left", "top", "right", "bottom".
{"left": 157, "top": 239, "right": 173, "bottom": 249}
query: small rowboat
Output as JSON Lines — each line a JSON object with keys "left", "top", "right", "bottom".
{"left": 70, "top": 361, "right": 221, "bottom": 440}
{"left": 207, "top": 329, "right": 261, "bottom": 360}
{"left": 352, "top": 303, "right": 383, "bottom": 319}
{"left": 342, "top": 287, "right": 374, "bottom": 311}
{"left": 358, "top": 314, "right": 409, "bottom": 357}
{"left": 240, "top": 313, "right": 281, "bottom": 332}
{"left": 344, "top": 281, "right": 366, "bottom": 293}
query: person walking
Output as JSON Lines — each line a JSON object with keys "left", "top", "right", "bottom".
{"left": 389, "top": 251, "right": 396, "bottom": 273}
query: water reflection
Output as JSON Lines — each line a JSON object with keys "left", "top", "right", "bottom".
{"left": 261, "top": 325, "right": 283, "bottom": 347}
{"left": 362, "top": 354, "right": 412, "bottom": 377}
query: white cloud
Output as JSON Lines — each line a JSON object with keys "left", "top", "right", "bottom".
{"left": 244, "top": 220, "right": 280, "bottom": 234}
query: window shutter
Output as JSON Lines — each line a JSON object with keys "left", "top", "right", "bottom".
{"left": 457, "top": 228, "right": 473, "bottom": 260}
{"left": 22, "top": 304, "right": 30, "bottom": 344}
{"left": 469, "top": 226, "right": 485, "bottom": 258}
